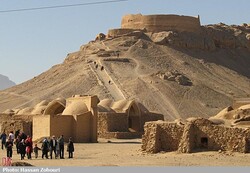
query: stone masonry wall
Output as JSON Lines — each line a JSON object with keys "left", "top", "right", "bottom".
{"left": 107, "top": 28, "right": 139, "bottom": 38}
{"left": 98, "top": 112, "right": 128, "bottom": 137}
{"left": 142, "top": 119, "right": 250, "bottom": 153}
{"left": 141, "top": 122, "right": 160, "bottom": 153}
{"left": 177, "top": 122, "right": 195, "bottom": 153}
{"left": 191, "top": 119, "right": 250, "bottom": 153}
{"left": 1, "top": 120, "right": 32, "bottom": 136}
{"left": 157, "top": 123, "right": 184, "bottom": 152}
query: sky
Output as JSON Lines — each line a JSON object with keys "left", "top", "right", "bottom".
{"left": 0, "top": 0, "right": 249, "bottom": 84}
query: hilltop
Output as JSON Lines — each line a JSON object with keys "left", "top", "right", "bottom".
{"left": 0, "top": 74, "right": 16, "bottom": 90}
{"left": 0, "top": 14, "right": 249, "bottom": 120}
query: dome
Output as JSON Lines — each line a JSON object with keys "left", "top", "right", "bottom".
{"left": 3, "top": 109, "right": 15, "bottom": 114}
{"left": 62, "top": 100, "right": 89, "bottom": 115}
{"left": 35, "top": 100, "right": 49, "bottom": 107}
{"left": 98, "top": 99, "right": 113, "bottom": 108}
{"left": 32, "top": 100, "right": 50, "bottom": 115}
{"left": 31, "top": 106, "right": 47, "bottom": 115}
{"left": 238, "top": 104, "right": 250, "bottom": 110}
{"left": 213, "top": 106, "right": 233, "bottom": 119}
{"left": 98, "top": 99, "right": 114, "bottom": 112}
{"left": 17, "top": 107, "right": 34, "bottom": 115}
{"left": 55, "top": 98, "right": 66, "bottom": 106}
{"left": 111, "top": 99, "right": 134, "bottom": 113}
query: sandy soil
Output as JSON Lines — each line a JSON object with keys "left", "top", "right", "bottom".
{"left": 1, "top": 138, "right": 250, "bottom": 166}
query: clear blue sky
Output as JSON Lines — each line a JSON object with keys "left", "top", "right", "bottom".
{"left": 0, "top": 0, "right": 249, "bottom": 84}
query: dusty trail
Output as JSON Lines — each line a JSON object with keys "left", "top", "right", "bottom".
{"left": 88, "top": 56, "right": 125, "bottom": 101}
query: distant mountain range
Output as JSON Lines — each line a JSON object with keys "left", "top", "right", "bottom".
{"left": 0, "top": 74, "right": 16, "bottom": 90}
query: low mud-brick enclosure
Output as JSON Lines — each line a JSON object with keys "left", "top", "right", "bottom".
{"left": 142, "top": 118, "right": 250, "bottom": 153}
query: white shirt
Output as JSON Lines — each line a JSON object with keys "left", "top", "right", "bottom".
{"left": 9, "top": 133, "right": 14, "bottom": 141}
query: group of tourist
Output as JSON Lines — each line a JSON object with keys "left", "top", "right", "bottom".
{"left": 0, "top": 131, "right": 75, "bottom": 160}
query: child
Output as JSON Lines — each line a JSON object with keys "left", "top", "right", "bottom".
{"left": 33, "top": 144, "right": 41, "bottom": 159}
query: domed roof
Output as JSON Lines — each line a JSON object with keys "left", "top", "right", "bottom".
{"left": 3, "top": 109, "right": 15, "bottom": 114}
{"left": 31, "top": 105, "right": 47, "bottom": 115}
{"left": 17, "top": 107, "right": 34, "bottom": 115}
{"left": 98, "top": 99, "right": 115, "bottom": 112}
{"left": 35, "top": 100, "right": 49, "bottom": 107}
{"left": 55, "top": 98, "right": 66, "bottom": 105}
{"left": 98, "top": 99, "right": 113, "bottom": 108}
{"left": 62, "top": 100, "right": 89, "bottom": 115}
{"left": 111, "top": 99, "right": 134, "bottom": 113}
{"left": 31, "top": 100, "right": 50, "bottom": 115}
{"left": 238, "top": 104, "right": 250, "bottom": 110}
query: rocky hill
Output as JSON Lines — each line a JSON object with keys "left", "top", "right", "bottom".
{"left": 0, "top": 74, "right": 16, "bottom": 90}
{"left": 0, "top": 15, "right": 249, "bottom": 120}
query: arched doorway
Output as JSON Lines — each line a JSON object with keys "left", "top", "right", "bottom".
{"left": 128, "top": 103, "right": 141, "bottom": 132}
{"left": 43, "top": 101, "right": 65, "bottom": 116}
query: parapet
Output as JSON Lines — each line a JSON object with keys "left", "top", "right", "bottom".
{"left": 121, "top": 14, "right": 201, "bottom": 33}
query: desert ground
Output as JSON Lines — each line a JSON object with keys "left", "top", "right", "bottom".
{"left": 1, "top": 138, "right": 250, "bottom": 166}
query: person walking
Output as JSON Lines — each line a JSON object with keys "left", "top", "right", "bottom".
{"left": 18, "top": 139, "right": 26, "bottom": 160}
{"left": 5, "top": 136, "right": 13, "bottom": 158}
{"left": 41, "top": 138, "right": 49, "bottom": 159}
{"left": 8, "top": 131, "right": 14, "bottom": 142}
{"left": 49, "top": 135, "right": 57, "bottom": 159}
{"left": 67, "top": 137, "right": 74, "bottom": 159}
{"left": 0, "top": 131, "right": 7, "bottom": 150}
{"left": 59, "top": 135, "right": 64, "bottom": 159}
{"left": 33, "top": 144, "right": 41, "bottom": 159}
{"left": 19, "top": 131, "right": 27, "bottom": 141}
{"left": 15, "top": 135, "right": 21, "bottom": 154}
{"left": 25, "top": 136, "right": 33, "bottom": 159}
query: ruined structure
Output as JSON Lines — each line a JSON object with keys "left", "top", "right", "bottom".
{"left": 0, "top": 111, "right": 33, "bottom": 136}
{"left": 106, "top": 13, "right": 250, "bottom": 51}
{"left": 0, "top": 95, "right": 163, "bottom": 142}
{"left": 107, "top": 14, "right": 201, "bottom": 38}
{"left": 121, "top": 14, "right": 201, "bottom": 33}
{"left": 142, "top": 118, "right": 250, "bottom": 153}
{"left": 233, "top": 98, "right": 250, "bottom": 109}
{"left": 98, "top": 99, "right": 163, "bottom": 138}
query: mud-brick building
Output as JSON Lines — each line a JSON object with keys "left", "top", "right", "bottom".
{"left": 142, "top": 118, "right": 250, "bottom": 153}
{"left": 97, "top": 99, "right": 164, "bottom": 139}
{"left": 0, "top": 112, "right": 33, "bottom": 136}
{"left": 31, "top": 95, "right": 163, "bottom": 142}
{"left": 33, "top": 95, "right": 99, "bottom": 143}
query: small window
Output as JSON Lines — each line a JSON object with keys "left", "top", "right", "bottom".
{"left": 200, "top": 137, "right": 208, "bottom": 148}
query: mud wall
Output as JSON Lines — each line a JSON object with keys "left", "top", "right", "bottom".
{"left": 121, "top": 14, "right": 201, "bottom": 33}
{"left": 142, "top": 119, "right": 250, "bottom": 153}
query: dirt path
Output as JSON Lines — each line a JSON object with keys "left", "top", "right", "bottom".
{"left": 88, "top": 56, "right": 125, "bottom": 101}
{"left": 132, "top": 57, "right": 181, "bottom": 119}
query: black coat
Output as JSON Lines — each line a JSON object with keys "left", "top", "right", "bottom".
{"left": 67, "top": 141, "right": 74, "bottom": 152}
{"left": 49, "top": 139, "right": 57, "bottom": 149}
{"left": 18, "top": 142, "right": 26, "bottom": 154}
{"left": 5, "top": 141, "right": 13, "bottom": 150}
{"left": 42, "top": 141, "right": 49, "bottom": 152}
